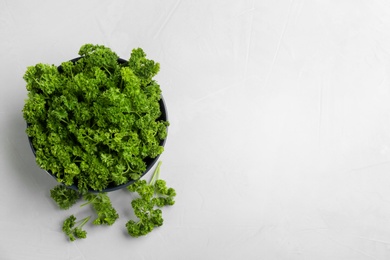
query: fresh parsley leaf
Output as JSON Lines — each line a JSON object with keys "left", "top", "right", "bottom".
{"left": 50, "top": 185, "right": 81, "bottom": 210}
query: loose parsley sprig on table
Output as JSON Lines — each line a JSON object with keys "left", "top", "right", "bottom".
{"left": 126, "top": 161, "right": 176, "bottom": 237}
{"left": 51, "top": 186, "right": 118, "bottom": 241}
{"left": 62, "top": 215, "right": 90, "bottom": 241}
{"left": 81, "top": 193, "right": 119, "bottom": 225}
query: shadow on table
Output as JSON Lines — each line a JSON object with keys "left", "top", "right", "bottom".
{"left": 1, "top": 112, "right": 56, "bottom": 194}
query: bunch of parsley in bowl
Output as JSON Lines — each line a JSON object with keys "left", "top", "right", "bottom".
{"left": 23, "top": 44, "right": 169, "bottom": 193}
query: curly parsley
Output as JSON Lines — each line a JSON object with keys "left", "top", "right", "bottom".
{"left": 23, "top": 44, "right": 168, "bottom": 192}
{"left": 62, "top": 215, "right": 90, "bottom": 242}
{"left": 50, "top": 185, "right": 81, "bottom": 210}
{"left": 126, "top": 161, "right": 176, "bottom": 237}
{"left": 81, "top": 193, "right": 119, "bottom": 225}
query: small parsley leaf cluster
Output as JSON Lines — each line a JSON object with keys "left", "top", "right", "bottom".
{"left": 62, "top": 215, "right": 90, "bottom": 242}
{"left": 126, "top": 161, "right": 176, "bottom": 237}
{"left": 50, "top": 185, "right": 80, "bottom": 210}
{"left": 81, "top": 193, "right": 119, "bottom": 225}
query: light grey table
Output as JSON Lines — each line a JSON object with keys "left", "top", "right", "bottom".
{"left": 1, "top": 0, "right": 390, "bottom": 259}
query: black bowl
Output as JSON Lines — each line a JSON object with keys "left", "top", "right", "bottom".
{"left": 27, "top": 57, "right": 168, "bottom": 193}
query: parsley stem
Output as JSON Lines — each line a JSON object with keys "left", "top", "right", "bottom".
{"left": 82, "top": 133, "right": 98, "bottom": 144}
{"left": 103, "top": 67, "right": 112, "bottom": 76}
{"left": 128, "top": 111, "right": 141, "bottom": 117}
{"left": 123, "top": 160, "right": 136, "bottom": 174}
{"left": 33, "top": 77, "right": 43, "bottom": 86}
{"left": 149, "top": 161, "right": 162, "bottom": 185}
{"left": 77, "top": 216, "right": 91, "bottom": 228}
{"left": 80, "top": 196, "right": 98, "bottom": 207}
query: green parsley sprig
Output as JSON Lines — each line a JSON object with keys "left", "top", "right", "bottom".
{"left": 81, "top": 193, "right": 119, "bottom": 225}
{"left": 62, "top": 215, "right": 90, "bottom": 242}
{"left": 50, "top": 185, "right": 81, "bottom": 210}
{"left": 126, "top": 161, "right": 176, "bottom": 237}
